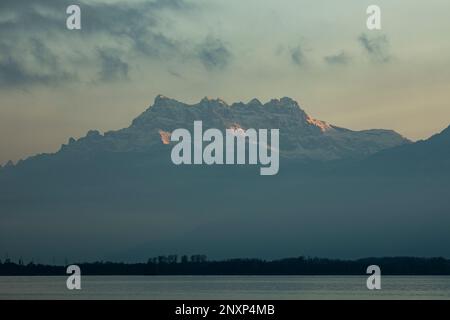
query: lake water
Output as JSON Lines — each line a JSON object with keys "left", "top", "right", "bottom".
{"left": 1, "top": 276, "right": 449, "bottom": 299}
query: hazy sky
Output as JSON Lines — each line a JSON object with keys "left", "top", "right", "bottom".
{"left": 1, "top": 0, "right": 450, "bottom": 164}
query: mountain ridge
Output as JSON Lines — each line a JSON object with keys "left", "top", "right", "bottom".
{"left": 0, "top": 96, "right": 449, "bottom": 262}
{"left": 1, "top": 95, "right": 411, "bottom": 168}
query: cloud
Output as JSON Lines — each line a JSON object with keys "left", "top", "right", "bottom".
{"left": 290, "top": 45, "right": 305, "bottom": 66}
{"left": 0, "top": 56, "right": 70, "bottom": 88}
{"left": 167, "top": 68, "right": 183, "bottom": 78}
{"left": 197, "top": 37, "right": 232, "bottom": 71}
{"left": 149, "top": 0, "right": 191, "bottom": 10}
{"left": 80, "top": 1, "right": 184, "bottom": 57}
{"left": 97, "top": 49, "right": 129, "bottom": 82}
{"left": 324, "top": 51, "right": 352, "bottom": 66}
{"left": 0, "top": 39, "right": 75, "bottom": 89}
{"left": 0, "top": 0, "right": 194, "bottom": 89}
{"left": 358, "top": 33, "right": 391, "bottom": 63}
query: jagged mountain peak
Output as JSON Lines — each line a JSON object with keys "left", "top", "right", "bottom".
{"left": 152, "top": 94, "right": 184, "bottom": 108}
{"left": 200, "top": 96, "right": 228, "bottom": 106}
{"left": 154, "top": 94, "right": 177, "bottom": 103}
{"left": 266, "top": 96, "right": 298, "bottom": 106}
{"left": 61, "top": 95, "right": 410, "bottom": 161}
{"left": 134, "top": 95, "right": 310, "bottom": 128}
{"left": 151, "top": 95, "right": 304, "bottom": 110}
{"left": 0, "top": 95, "right": 412, "bottom": 166}
{"left": 247, "top": 98, "right": 262, "bottom": 107}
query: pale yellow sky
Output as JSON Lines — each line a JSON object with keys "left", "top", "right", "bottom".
{"left": 1, "top": 0, "right": 450, "bottom": 164}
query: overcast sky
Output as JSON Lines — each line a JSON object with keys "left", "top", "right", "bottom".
{"left": 1, "top": 0, "right": 450, "bottom": 164}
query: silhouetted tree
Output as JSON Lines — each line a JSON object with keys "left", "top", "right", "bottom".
{"left": 157, "top": 256, "right": 168, "bottom": 264}
{"left": 2, "top": 256, "right": 450, "bottom": 276}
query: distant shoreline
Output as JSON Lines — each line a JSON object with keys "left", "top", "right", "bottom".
{"left": 1, "top": 256, "right": 450, "bottom": 276}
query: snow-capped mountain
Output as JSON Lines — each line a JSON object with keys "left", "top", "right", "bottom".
{"left": 2, "top": 95, "right": 449, "bottom": 262}
{"left": 59, "top": 95, "right": 409, "bottom": 161}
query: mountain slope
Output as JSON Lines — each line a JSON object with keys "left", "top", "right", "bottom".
{"left": 0, "top": 96, "right": 448, "bottom": 262}
{"left": 324, "top": 124, "right": 450, "bottom": 180}
{"left": 35, "top": 95, "right": 409, "bottom": 163}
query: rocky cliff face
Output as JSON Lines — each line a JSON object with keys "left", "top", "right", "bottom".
{"left": 61, "top": 95, "right": 410, "bottom": 161}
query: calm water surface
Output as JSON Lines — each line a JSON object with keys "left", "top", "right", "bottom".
{"left": 1, "top": 276, "right": 449, "bottom": 299}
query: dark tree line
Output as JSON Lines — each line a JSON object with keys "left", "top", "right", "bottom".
{"left": 1, "top": 256, "right": 450, "bottom": 276}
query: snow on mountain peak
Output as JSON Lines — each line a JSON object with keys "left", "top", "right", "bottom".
{"left": 306, "top": 115, "right": 332, "bottom": 132}
{"left": 55, "top": 95, "right": 410, "bottom": 161}
{"left": 159, "top": 130, "right": 172, "bottom": 145}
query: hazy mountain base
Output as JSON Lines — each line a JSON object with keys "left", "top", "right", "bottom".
{"left": 0, "top": 132, "right": 449, "bottom": 263}
{"left": 0, "top": 96, "right": 448, "bottom": 263}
